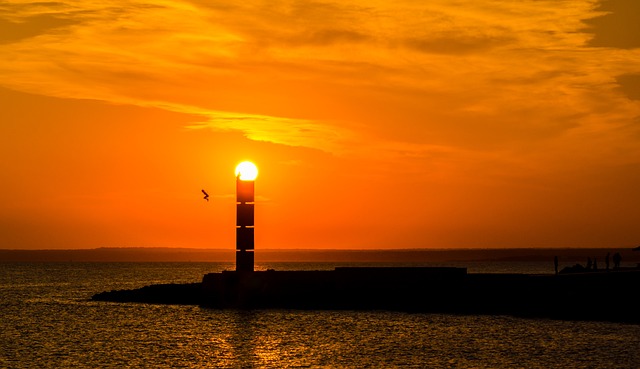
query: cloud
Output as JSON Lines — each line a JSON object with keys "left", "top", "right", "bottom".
{"left": 404, "top": 33, "right": 513, "bottom": 55}
{"left": 616, "top": 74, "right": 640, "bottom": 101}
{"left": 584, "top": 0, "right": 640, "bottom": 49}
{"left": 185, "top": 110, "right": 352, "bottom": 153}
{"left": 0, "top": 0, "right": 639, "bottom": 164}
{"left": 0, "top": 14, "right": 76, "bottom": 44}
{"left": 284, "top": 28, "right": 371, "bottom": 46}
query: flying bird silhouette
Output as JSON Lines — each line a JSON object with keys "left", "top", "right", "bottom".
{"left": 202, "top": 189, "right": 209, "bottom": 201}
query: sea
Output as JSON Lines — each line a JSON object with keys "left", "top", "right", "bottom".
{"left": 1, "top": 261, "right": 639, "bottom": 368}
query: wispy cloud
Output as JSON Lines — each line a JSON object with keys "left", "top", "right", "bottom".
{"left": 185, "top": 109, "right": 352, "bottom": 153}
{"left": 0, "top": 0, "right": 639, "bottom": 164}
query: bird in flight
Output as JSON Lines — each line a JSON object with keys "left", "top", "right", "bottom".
{"left": 202, "top": 189, "right": 209, "bottom": 201}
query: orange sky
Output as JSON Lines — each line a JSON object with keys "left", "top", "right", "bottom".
{"left": 1, "top": 0, "right": 640, "bottom": 250}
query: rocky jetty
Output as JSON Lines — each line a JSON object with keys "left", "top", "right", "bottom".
{"left": 92, "top": 267, "right": 640, "bottom": 324}
{"left": 92, "top": 282, "right": 202, "bottom": 305}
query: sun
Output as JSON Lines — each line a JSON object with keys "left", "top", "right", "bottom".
{"left": 235, "top": 161, "right": 258, "bottom": 181}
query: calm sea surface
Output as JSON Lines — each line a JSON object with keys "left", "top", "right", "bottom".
{"left": 1, "top": 262, "right": 639, "bottom": 368}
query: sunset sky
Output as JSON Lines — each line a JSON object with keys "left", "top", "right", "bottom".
{"left": 1, "top": 0, "right": 639, "bottom": 250}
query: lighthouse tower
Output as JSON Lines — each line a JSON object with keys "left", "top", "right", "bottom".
{"left": 235, "top": 162, "right": 256, "bottom": 272}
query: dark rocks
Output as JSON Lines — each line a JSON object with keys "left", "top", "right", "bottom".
{"left": 92, "top": 283, "right": 202, "bottom": 305}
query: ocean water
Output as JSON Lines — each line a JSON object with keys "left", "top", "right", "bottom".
{"left": 1, "top": 262, "right": 639, "bottom": 368}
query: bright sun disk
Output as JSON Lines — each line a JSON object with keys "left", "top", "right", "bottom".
{"left": 235, "top": 161, "right": 258, "bottom": 181}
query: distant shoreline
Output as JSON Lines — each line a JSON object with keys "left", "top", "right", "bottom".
{"left": 2, "top": 247, "right": 639, "bottom": 263}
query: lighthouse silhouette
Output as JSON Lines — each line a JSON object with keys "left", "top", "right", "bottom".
{"left": 235, "top": 165, "right": 256, "bottom": 272}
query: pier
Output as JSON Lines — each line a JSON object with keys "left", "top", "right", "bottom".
{"left": 92, "top": 266, "right": 640, "bottom": 324}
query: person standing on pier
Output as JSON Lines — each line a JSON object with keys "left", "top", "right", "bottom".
{"left": 554, "top": 256, "right": 559, "bottom": 275}
{"left": 613, "top": 252, "right": 622, "bottom": 269}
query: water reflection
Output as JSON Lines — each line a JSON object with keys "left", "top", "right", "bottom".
{"left": 2, "top": 263, "right": 640, "bottom": 368}
{"left": 210, "top": 310, "right": 305, "bottom": 368}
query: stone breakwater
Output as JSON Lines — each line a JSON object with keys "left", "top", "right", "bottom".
{"left": 92, "top": 267, "right": 640, "bottom": 324}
